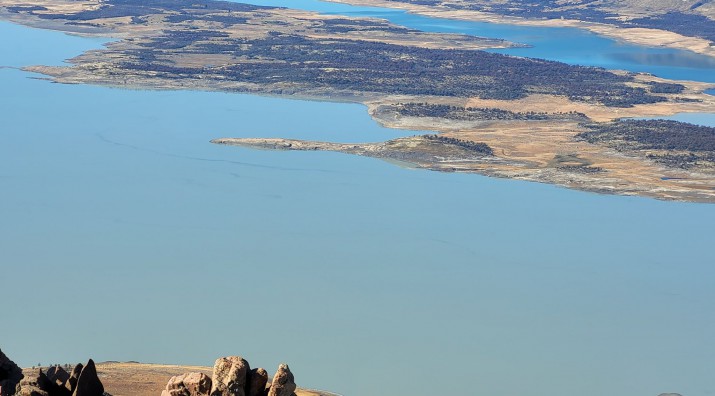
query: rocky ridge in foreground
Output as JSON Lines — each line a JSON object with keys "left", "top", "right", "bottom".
{"left": 162, "top": 356, "right": 296, "bottom": 396}
{"left": 11, "top": 358, "right": 104, "bottom": 396}
{"left": 1, "top": 349, "right": 319, "bottom": 396}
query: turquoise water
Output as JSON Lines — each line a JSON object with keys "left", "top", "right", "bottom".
{"left": 2, "top": 13, "right": 715, "bottom": 396}
{"left": 238, "top": 0, "right": 715, "bottom": 83}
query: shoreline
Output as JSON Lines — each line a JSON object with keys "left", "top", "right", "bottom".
{"left": 212, "top": 136, "right": 715, "bottom": 204}
{"left": 22, "top": 59, "right": 715, "bottom": 204}
{"left": 322, "top": 0, "right": 715, "bottom": 59}
{"left": 4, "top": 0, "right": 715, "bottom": 202}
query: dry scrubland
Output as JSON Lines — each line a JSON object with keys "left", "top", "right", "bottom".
{"left": 2, "top": 0, "right": 715, "bottom": 201}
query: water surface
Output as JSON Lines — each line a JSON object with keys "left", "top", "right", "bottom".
{"left": 2, "top": 16, "right": 715, "bottom": 396}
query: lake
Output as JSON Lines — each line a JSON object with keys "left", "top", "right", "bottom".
{"left": 1, "top": 5, "right": 715, "bottom": 396}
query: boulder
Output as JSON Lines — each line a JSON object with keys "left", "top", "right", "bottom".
{"left": 65, "top": 365, "right": 82, "bottom": 394}
{"left": 16, "top": 368, "right": 71, "bottom": 396}
{"left": 245, "top": 369, "right": 267, "bottom": 396}
{"left": 71, "top": 360, "right": 103, "bottom": 396}
{"left": 45, "top": 368, "right": 69, "bottom": 388}
{"left": 210, "top": 357, "right": 249, "bottom": 396}
{"left": 0, "top": 349, "right": 23, "bottom": 396}
{"left": 266, "top": 365, "right": 295, "bottom": 396}
{"left": 15, "top": 369, "right": 52, "bottom": 396}
{"left": 161, "top": 372, "right": 212, "bottom": 396}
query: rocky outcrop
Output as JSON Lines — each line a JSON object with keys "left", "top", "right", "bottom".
{"left": 14, "top": 368, "right": 72, "bottom": 396}
{"left": 161, "top": 373, "right": 212, "bottom": 396}
{"left": 65, "top": 364, "right": 82, "bottom": 394}
{"left": 266, "top": 365, "right": 295, "bottom": 396}
{"left": 45, "top": 368, "right": 69, "bottom": 389}
{"left": 14, "top": 359, "right": 109, "bottom": 396}
{"left": 164, "top": 357, "right": 295, "bottom": 396}
{"left": 245, "top": 369, "right": 267, "bottom": 396}
{"left": 15, "top": 369, "right": 52, "bottom": 396}
{"left": 72, "top": 360, "right": 103, "bottom": 396}
{"left": 13, "top": 359, "right": 105, "bottom": 396}
{"left": 209, "top": 357, "right": 249, "bottom": 396}
{"left": 0, "top": 349, "right": 23, "bottom": 396}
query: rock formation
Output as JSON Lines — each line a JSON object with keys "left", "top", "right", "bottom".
{"left": 72, "top": 360, "right": 103, "bottom": 396}
{"left": 65, "top": 365, "right": 82, "bottom": 394}
{"left": 245, "top": 369, "right": 267, "bottom": 396}
{"left": 209, "top": 357, "right": 249, "bottom": 396}
{"left": 15, "top": 368, "right": 53, "bottom": 396}
{"left": 0, "top": 349, "right": 23, "bottom": 396}
{"left": 266, "top": 365, "right": 295, "bottom": 396}
{"left": 45, "top": 367, "right": 69, "bottom": 389}
{"left": 161, "top": 373, "right": 212, "bottom": 396}
{"left": 164, "top": 357, "right": 295, "bottom": 396}
{"left": 14, "top": 367, "right": 74, "bottom": 396}
{"left": 8, "top": 357, "right": 103, "bottom": 396}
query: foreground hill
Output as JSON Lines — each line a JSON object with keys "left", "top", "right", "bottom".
{"left": 2, "top": 347, "right": 335, "bottom": 396}
{"left": 84, "top": 362, "right": 333, "bottom": 396}
{"left": 16, "top": 362, "right": 336, "bottom": 396}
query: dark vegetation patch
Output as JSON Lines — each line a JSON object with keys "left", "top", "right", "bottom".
{"left": 557, "top": 165, "right": 605, "bottom": 173}
{"left": 319, "top": 18, "right": 414, "bottom": 33}
{"left": 674, "top": 97, "right": 702, "bottom": 103}
{"left": 550, "top": 153, "right": 605, "bottom": 173}
{"left": 164, "top": 13, "right": 249, "bottom": 25}
{"left": 646, "top": 81, "right": 685, "bottom": 94}
{"left": 423, "top": 134, "right": 494, "bottom": 155}
{"left": 34, "top": 0, "right": 265, "bottom": 21}
{"left": 6, "top": 5, "right": 48, "bottom": 12}
{"left": 112, "top": 32, "right": 666, "bottom": 106}
{"left": 576, "top": 119, "right": 715, "bottom": 168}
{"left": 390, "top": 102, "right": 589, "bottom": 121}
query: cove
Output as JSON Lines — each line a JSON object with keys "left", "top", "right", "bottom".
{"left": 2, "top": 16, "right": 715, "bottom": 396}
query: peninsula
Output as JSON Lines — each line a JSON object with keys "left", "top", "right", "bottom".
{"left": 2, "top": 0, "right": 715, "bottom": 201}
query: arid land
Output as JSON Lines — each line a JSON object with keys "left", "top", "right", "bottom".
{"left": 19, "top": 362, "right": 336, "bottom": 396}
{"left": 3, "top": 0, "right": 715, "bottom": 202}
